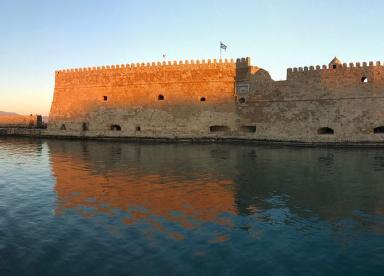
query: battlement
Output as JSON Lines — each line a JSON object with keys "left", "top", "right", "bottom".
{"left": 48, "top": 54, "right": 384, "bottom": 144}
{"left": 56, "top": 57, "right": 251, "bottom": 74}
{"left": 287, "top": 60, "right": 383, "bottom": 75}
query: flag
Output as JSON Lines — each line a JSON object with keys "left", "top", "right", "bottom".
{"left": 220, "top": 42, "right": 228, "bottom": 51}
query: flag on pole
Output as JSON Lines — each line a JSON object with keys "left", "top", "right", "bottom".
{"left": 220, "top": 42, "right": 228, "bottom": 51}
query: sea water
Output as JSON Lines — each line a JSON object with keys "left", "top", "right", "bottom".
{"left": 0, "top": 138, "right": 383, "bottom": 275}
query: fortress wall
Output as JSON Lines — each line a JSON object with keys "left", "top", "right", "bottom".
{"left": 239, "top": 98, "right": 384, "bottom": 142}
{"left": 48, "top": 56, "right": 384, "bottom": 143}
{"left": 287, "top": 61, "right": 384, "bottom": 87}
{"left": 247, "top": 62, "right": 384, "bottom": 102}
{"left": 238, "top": 61, "right": 384, "bottom": 142}
{"left": 48, "top": 58, "right": 255, "bottom": 138}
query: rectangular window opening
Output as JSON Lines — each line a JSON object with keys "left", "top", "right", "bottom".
{"left": 240, "top": 126, "right": 256, "bottom": 133}
{"left": 210, "top": 125, "right": 230, "bottom": 132}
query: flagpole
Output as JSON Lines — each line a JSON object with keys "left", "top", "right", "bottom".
{"left": 219, "top": 42, "right": 222, "bottom": 60}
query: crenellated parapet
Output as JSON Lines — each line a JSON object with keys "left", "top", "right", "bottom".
{"left": 287, "top": 60, "right": 384, "bottom": 80}
{"left": 47, "top": 54, "right": 384, "bottom": 144}
{"left": 55, "top": 58, "right": 254, "bottom": 74}
{"left": 54, "top": 57, "right": 251, "bottom": 88}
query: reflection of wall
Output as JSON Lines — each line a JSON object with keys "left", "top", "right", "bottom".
{"left": 232, "top": 147, "right": 384, "bottom": 223}
{"left": 48, "top": 140, "right": 384, "bottom": 228}
{"left": 49, "top": 141, "right": 236, "bottom": 228}
{"left": 0, "top": 137, "right": 43, "bottom": 155}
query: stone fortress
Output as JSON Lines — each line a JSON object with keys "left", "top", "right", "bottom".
{"left": 6, "top": 56, "right": 384, "bottom": 144}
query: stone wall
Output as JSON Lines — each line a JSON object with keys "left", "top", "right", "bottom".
{"left": 237, "top": 60, "right": 384, "bottom": 143}
{"left": 47, "top": 57, "right": 384, "bottom": 144}
{"left": 48, "top": 58, "right": 256, "bottom": 139}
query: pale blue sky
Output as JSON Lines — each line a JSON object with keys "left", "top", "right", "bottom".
{"left": 1, "top": 0, "right": 384, "bottom": 115}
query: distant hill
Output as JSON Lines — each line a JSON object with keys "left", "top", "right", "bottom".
{"left": 0, "top": 111, "right": 48, "bottom": 122}
{"left": 0, "top": 111, "right": 19, "bottom": 116}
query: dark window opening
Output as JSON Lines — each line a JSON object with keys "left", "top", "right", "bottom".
{"left": 36, "top": 115, "right": 43, "bottom": 128}
{"left": 374, "top": 126, "right": 384, "bottom": 134}
{"left": 240, "top": 126, "right": 256, "bottom": 133}
{"left": 82, "top": 122, "right": 89, "bottom": 131}
{"left": 60, "top": 124, "right": 66, "bottom": 130}
{"left": 200, "top": 97, "right": 206, "bottom": 102}
{"left": 318, "top": 127, "right": 334, "bottom": 135}
{"left": 111, "top": 124, "right": 122, "bottom": 131}
{"left": 238, "top": 97, "right": 246, "bottom": 104}
{"left": 103, "top": 96, "right": 108, "bottom": 101}
{"left": 332, "top": 64, "right": 337, "bottom": 69}
{"left": 158, "top": 94, "right": 165, "bottom": 101}
{"left": 210, "top": 125, "right": 230, "bottom": 132}
{"left": 361, "top": 77, "right": 368, "bottom": 83}
{"left": 136, "top": 126, "right": 141, "bottom": 131}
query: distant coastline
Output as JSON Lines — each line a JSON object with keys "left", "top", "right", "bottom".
{"left": 0, "top": 111, "right": 18, "bottom": 116}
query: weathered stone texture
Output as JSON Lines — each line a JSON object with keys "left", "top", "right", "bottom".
{"left": 48, "top": 57, "right": 384, "bottom": 144}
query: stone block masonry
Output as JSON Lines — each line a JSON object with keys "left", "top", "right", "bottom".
{"left": 46, "top": 56, "right": 384, "bottom": 144}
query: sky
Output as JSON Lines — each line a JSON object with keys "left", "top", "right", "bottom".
{"left": 1, "top": 0, "right": 384, "bottom": 115}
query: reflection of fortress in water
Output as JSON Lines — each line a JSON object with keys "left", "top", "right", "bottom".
{"left": 51, "top": 141, "right": 236, "bottom": 227}
{"left": 46, "top": 140, "right": 384, "bottom": 229}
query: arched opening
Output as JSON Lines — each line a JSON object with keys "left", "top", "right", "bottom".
{"left": 209, "top": 125, "right": 230, "bottom": 132}
{"left": 240, "top": 126, "right": 256, "bottom": 133}
{"left": 374, "top": 126, "right": 384, "bottom": 134}
{"left": 158, "top": 94, "right": 165, "bottom": 101}
{"left": 238, "top": 97, "right": 246, "bottom": 104}
{"left": 332, "top": 64, "right": 337, "bottom": 69}
{"left": 60, "top": 124, "right": 66, "bottom": 130}
{"left": 111, "top": 124, "right": 122, "bottom": 131}
{"left": 200, "top": 97, "right": 206, "bottom": 102}
{"left": 136, "top": 126, "right": 141, "bottom": 132}
{"left": 318, "top": 127, "right": 334, "bottom": 135}
{"left": 82, "top": 122, "right": 89, "bottom": 131}
{"left": 103, "top": 96, "right": 108, "bottom": 101}
{"left": 361, "top": 77, "right": 368, "bottom": 83}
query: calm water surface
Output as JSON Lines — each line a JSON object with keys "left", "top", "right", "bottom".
{"left": 0, "top": 138, "right": 383, "bottom": 275}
